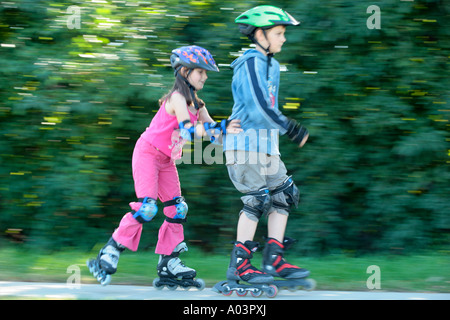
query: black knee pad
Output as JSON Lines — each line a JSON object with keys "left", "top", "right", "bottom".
{"left": 242, "top": 187, "right": 272, "bottom": 220}
{"left": 270, "top": 176, "right": 299, "bottom": 213}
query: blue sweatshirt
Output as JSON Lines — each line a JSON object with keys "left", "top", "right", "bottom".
{"left": 223, "top": 49, "right": 291, "bottom": 155}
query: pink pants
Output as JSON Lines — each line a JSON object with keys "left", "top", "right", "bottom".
{"left": 112, "top": 138, "right": 184, "bottom": 255}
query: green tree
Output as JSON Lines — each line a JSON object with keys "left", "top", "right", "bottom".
{"left": 1, "top": 0, "right": 448, "bottom": 254}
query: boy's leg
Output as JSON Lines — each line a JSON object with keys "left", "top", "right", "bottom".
{"left": 226, "top": 151, "right": 273, "bottom": 283}
{"left": 236, "top": 212, "right": 258, "bottom": 243}
{"left": 226, "top": 151, "right": 271, "bottom": 242}
{"left": 263, "top": 156, "right": 309, "bottom": 279}
{"left": 267, "top": 211, "right": 288, "bottom": 242}
{"left": 264, "top": 155, "right": 293, "bottom": 242}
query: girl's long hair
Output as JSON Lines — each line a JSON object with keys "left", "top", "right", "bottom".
{"left": 159, "top": 68, "right": 204, "bottom": 108}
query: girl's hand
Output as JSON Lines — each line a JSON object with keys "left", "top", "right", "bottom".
{"left": 195, "top": 122, "right": 206, "bottom": 137}
{"left": 226, "top": 119, "right": 243, "bottom": 134}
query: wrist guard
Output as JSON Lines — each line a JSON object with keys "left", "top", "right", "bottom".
{"left": 204, "top": 119, "right": 229, "bottom": 135}
{"left": 286, "top": 119, "right": 308, "bottom": 144}
{"left": 179, "top": 120, "right": 195, "bottom": 141}
{"left": 204, "top": 120, "right": 229, "bottom": 143}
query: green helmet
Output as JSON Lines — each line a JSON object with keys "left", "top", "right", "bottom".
{"left": 235, "top": 5, "right": 300, "bottom": 36}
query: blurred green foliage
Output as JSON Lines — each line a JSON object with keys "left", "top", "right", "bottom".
{"left": 0, "top": 0, "right": 448, "bottom": 254}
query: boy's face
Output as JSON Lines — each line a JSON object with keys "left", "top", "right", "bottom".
{"left": 257, "top": 25, "right": 287, "bottom": 54}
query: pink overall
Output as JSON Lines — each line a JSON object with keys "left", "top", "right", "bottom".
{"left": 112, "top": 95, "right": 198, "bottom": 255}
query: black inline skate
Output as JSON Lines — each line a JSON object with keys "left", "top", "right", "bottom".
{"left": 262, "top": 237, "right": 316, "bottom": 291}
{"left": 86, "top": 237, "right": 125, "bottom": 286}
{"left": 213, "top": 241, "right": 278, "bottom": 298}
{"left": 152, "top": 242, "right": 205, "bottom": 291}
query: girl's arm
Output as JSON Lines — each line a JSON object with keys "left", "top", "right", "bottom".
{"left": 165, "top": 92, "right": 192, "bottom": 125}
{"left": 198, "top": 107, "right": 242, "bottom": 144}
{"left": 165, "top": 92, "right": 205, "bottom": 137}
{"left": 198, "top": 106, "right": 214, "bottom": 123}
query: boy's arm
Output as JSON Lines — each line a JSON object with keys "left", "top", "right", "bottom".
{"left": 244, "top": 57, "right": 308, "bottom": 146}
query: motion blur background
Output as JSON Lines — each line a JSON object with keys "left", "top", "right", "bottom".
{"left": 0, "top": 0, "right": 448, "bottom": 258}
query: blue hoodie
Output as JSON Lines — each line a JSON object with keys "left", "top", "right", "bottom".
{"left": 223, "top": 49, "right": 291, "bottom": 155}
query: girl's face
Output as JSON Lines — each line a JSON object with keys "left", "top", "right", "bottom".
{"left": 187, "top": 68, "right": 208, "bottom": 91}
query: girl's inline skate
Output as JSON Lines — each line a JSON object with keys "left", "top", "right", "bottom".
{"left": 152, "top": 242, "right": 205, "bottom": 291}
{"left": 86, "top": 237, "right": 125, "bottom": 286}
{"left": 213, "top": 241, "right": 278, "bottom": 298}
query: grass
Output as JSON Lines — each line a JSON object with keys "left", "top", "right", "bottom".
{"left": 0, "top": 245, "right": 449, "bottom": 293}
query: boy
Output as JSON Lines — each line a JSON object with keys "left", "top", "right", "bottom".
{"left": 224, "top": 5, "right": 310, "bottom": 285}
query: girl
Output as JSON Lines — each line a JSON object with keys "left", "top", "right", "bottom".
{"left": 87, "top": 45, "right": 241, "bottom": 288}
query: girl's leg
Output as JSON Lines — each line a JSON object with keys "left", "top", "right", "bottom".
{"left": 155, "top": 160, "right": 184, "bottom": 255}
{"left": 112, "top": 138, "right": 159, "bottom": 251}
{"left": 88, "top": 139, "right": 160, "bottom": 285}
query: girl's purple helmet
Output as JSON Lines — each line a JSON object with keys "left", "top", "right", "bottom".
{"left": 170, "top": 45, "right": 219, "bottom": 72}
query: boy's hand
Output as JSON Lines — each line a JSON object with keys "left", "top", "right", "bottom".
{"left": 286, "top": 119, "right": 308, "bottom": 147}
{"left": 226, "top": 119, "right": 243, "bottom": 134}
{"left": 299, "top": 133, "right": 309, "bottom": 148}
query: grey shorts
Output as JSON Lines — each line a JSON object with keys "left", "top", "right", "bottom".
{"left": 225, "top": 150, "right": 292, "bottom": 220}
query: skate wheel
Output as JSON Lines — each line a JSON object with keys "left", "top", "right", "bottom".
{"left": 304, "top": 279, "right": 316, "bottom": 291}
{"left": 195, "top": 278, "right": 206, "bottom": 291}
{"left": 86, "top": 259, "right": 92, "bottom": 272}
{"left": 265, "top": 284, "right": 278, "bottom": 298}
{"left": 250, "top": 289, "right": 263, "bottom": 298}
{"left": 153, "top": 278, "right": 164, "bottom": 290}
{"left": 222, "top": 285, "right": 233, "bottom": 296}
{"left": 236, "top": 288, "right": 247, "bottom": 297}
{"left": 288, "top": 286, "right": 297, "bottom": 292}
{"left": 167, "top": 284, "right": 178, "bottom": 291}
{"left": 86, "top": 259, "right": 98, "bottom": 277}
{"left": 100, "top": 274, "right": 111, "bottom": 286}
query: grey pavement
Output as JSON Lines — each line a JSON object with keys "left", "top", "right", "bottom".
{"left": 0, "top": 281, "right": 449, "bottom": 300}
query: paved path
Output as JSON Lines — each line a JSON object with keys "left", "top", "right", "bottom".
{"left": 0, "top": 281, "right": 449, "bottom": 300}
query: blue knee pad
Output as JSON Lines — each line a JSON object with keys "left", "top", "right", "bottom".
{"left": 133, "top": 197, "right": 158, "bottom": 223}
{"left": 164, "top": 196, "right": 188, "bottom": 223}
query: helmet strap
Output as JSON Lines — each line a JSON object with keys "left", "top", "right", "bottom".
{"left": 249, "top": 29, "right": 272, "bottom": 80}
{"left": 174, "top": 67, "right": 200, "bottom": 110}
{"left": 249, "top": 29, "right": 271, "bottom": 56}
